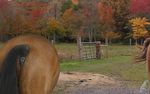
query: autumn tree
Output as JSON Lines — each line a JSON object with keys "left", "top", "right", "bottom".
{"left": 97, "top": 2, "right": 116, "bottom": 45}
{"left": 47, "top": 17, "right": 65, "bottom": 41}
{"left": 61, "top": 0, "right": 83, "bottom": 39}
{"left": 61, "top": 0, "right": 72, "bottom": 13}
{"left": 101, "top": 0, "right": 130, "bottom": 35}
{"left": 0, "top": 0, "right": 49, "bottom": 39}
{"left": 0, "top": 0, "right": 15, "bottom": 36}
{"left": 61, "top": 0, "right": 79, "bottom": 13}
{"left": 129, "top": 0, "right": 150, "bottom": 38}
{"left": 61, "top": 6, "right": 84, "bottom": 58}
{"left": 129, "top": 0, "right": 150, "bottom": 16}
{"left": 61, "top": 8, "right": 83, "bottom": 37}
{"left": 129, "top": 17, "right": 150, "bottom": 44}
{"left": 80, "top": 0, "right": 100, "bottom": 42}
{"left": 47, "top": 0, "right": 62, "bottom": 42}
{"left": 0, "top": 0, "right": 21, "bottom": 37}
{"left": 101, "top": 31, "right": 121, "bottom": 44}
{"left": 15, "top": 1, "right": 53, "bottom": 39}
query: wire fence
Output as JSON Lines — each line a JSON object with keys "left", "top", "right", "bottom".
{"left": 81, "top": 42, "right": 108, "bottom": 60}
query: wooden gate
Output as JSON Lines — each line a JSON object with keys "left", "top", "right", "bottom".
{"left": 81, "top": 41, "right": 108, "bottom": 60}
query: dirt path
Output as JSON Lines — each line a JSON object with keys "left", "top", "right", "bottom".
{"left": 53, "top": 72, "right": 142, "bottom": 94}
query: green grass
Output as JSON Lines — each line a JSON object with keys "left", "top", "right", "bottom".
{"left": 55, "top": 44, "right": 148, "bottom": 86}
{"left": 60, "top": 56, "right": 147, "bottom": 86}
{"left": 55, "top": 43, "right": 77, "bottom": 54}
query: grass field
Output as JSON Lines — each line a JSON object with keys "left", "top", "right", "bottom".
{"left": 55, "top": 44, "right": 147, "bottom": 86}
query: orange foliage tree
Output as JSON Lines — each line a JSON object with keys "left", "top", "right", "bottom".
{"left": 61, "top": 7, "right": 84, "bottom": 59}
{"left": 47, "top": 17, "right": 65, "bottom": 40}
{"left": 101, "top": 31, "right": 121, "bottom": 44}
{"left": 16, "top": 1, "right": 48, "bottom": 33}
{"left": 101, "top": 0, "right": 130, "bottom": 33}
{"left": 61, "top": 8, "right": 83, "bottom": 36}
{"left": 71, "top": 0, "right": 78, "bottom": 5}
{"left": 0, "top": 1, "right": 49, "bottom": 38}
{"left": 97, "top": 2, "right": 117, "bottom": 45}
{"left": 129, "top": 17, "right": 150, "bottom": 44}
{"left": 0, "top": 0, "right": 14, "bottom": 36}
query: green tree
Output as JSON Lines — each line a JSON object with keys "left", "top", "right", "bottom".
{"left": 61, "top": 0, "right": 79, "bottom": 13}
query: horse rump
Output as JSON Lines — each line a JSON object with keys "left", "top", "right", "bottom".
{"left": 0, "top": 45, "right": 30, "bottom": 94}
{"left": 0, "top": 35, "right": 59, "bottom": 94}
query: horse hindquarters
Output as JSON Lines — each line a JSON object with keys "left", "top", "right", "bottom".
{"left": 146, "top": 45, "right": 150, "bottom": 79}
{"left": 0, "top": 45, "right": 30, "bottom": 94}
{"left": 20, "top": 53, "right": 59, "bottom": 94}
{"left": 0, "top": 35, "right": 59, "bottom": 94}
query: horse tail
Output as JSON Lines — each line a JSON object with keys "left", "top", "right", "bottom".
{"left": 135, "top": 38, "right": 150, "bottom": 63}
{"left": 146, "top": 45, "right": 150, "bottom": 79}
{"left": 136, "top": 38, "right": 150, "bottom": 79}
{"left": 0, "top": 45, "right": 29, "bottom": 94}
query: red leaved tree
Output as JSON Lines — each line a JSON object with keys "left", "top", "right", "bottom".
{"left": 130, "top": 0, "right": 150, "bottom": 15}
{"left": 0, "top": 0, "right": 9, "bottom": 8}
{"left": 97, "top": 2, "right": 115, "bottom": 45}
{"left": 61, "top": 8, "right": 84, "bottom": 59}
{"left": 0, "top": 0, "right": 16, "bottom": 37}
{"left": 16, "top": 1, "right": 48, "bottom": 33}
{"left": 97, "top": 2, "right": 113, "bottom": 25}
{"left": 81, "top": 1, "right": 100, "bottom": 42}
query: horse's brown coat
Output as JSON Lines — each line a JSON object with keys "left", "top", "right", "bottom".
{"left": 136, "top": 38, "right": 150, "bottom": 80}
{"left": 146, "top": 45, "right": 150, "bottom": 79}
{"left": 0, "top": 35, "right": 59, "bottom": 94}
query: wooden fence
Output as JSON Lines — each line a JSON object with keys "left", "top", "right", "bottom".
{"left": 80, "top": 41, "right": 108, "bottom": 60}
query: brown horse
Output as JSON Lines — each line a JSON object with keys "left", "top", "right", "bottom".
{"left": 136, "top": 38, "right": 150, "bottom": 77}
{"left": 0, "top": 35, "right": 60, "bottom": 94}
{"left": 135, "top": 38, "right": 150, "bottom": 93}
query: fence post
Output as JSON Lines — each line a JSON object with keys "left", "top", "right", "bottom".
{"left": 95, "top": 41, "right": 101, "bottom": 59}
{"left": 77, "top": 36, "right": 82, "bottom": 60}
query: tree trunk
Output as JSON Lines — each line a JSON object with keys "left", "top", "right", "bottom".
{"left": 88, "top": 31, "right": 92, "bottom": 42}
{"left": 93, "top": 30, "right": 97, "bottom": 42}
{"left": 109, "top": 39, "right": 112, "bottom": 44}
{"left": 141, "top": 38, "right": 144, "bottom": 45}
{"left": 135, "top": 39, "right": 138, "bottom": 45}
{"left": 53, "top": 32, "right": 56, "bottom": 43}
{"left": 129, "top": 38, "right": 132, "bottom": 46}
{"left": 105, "top": 37, "right": 108, "bottom": 45}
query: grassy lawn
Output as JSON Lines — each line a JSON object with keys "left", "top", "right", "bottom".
{"left": 55, "top": 44, "right": 147, "bottom": 86}
{"left": 55, "top": 43, "right": 77, "bottom": 55}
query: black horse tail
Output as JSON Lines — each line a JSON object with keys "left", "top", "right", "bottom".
{"left": 0, "top": 45, "right": 30, "bottom": 94}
